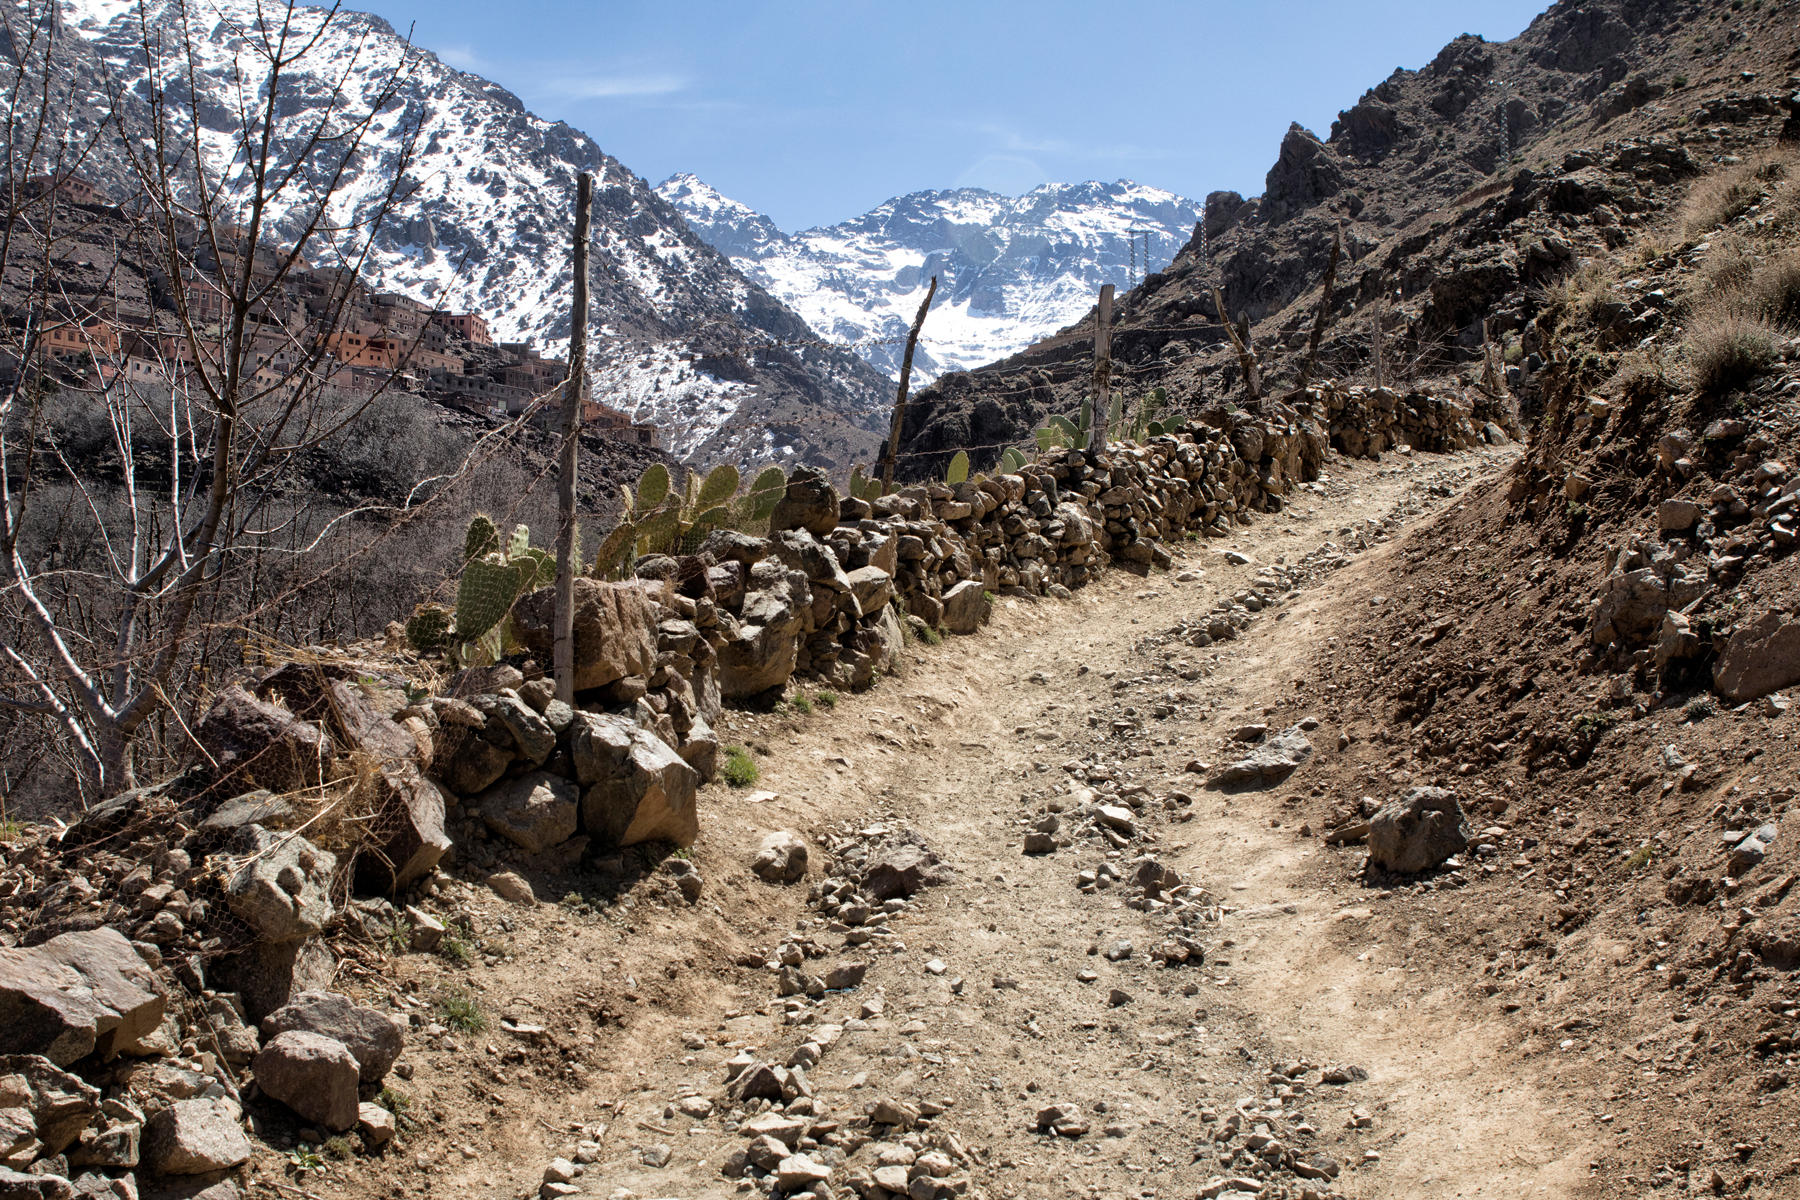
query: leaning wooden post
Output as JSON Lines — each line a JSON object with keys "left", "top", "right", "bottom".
{"left": 880, "top": 274, "right": 937, "bottom": 489}
{"left": 1089, "top": 283, "right": 1114, "bottom": 450}
{"left": 1295, "top": 224, "right": 1342, "bottom": 394}
{"left": 1372, "top": 297, "right": 1388, "bottom": 391}
{"left": 553, "top": 171, "right": 593, "bottom": 705}
{"left": 1211, "top": 283, "right": 1262, "bottom": 403}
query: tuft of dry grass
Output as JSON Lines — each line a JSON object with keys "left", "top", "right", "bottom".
{"left": 1685, "top": 305, "right": 1780, "bottom": 394}
{"left": 1681, "top": 149, "right": 1799, "bottom": 239}
{"left": 1751, "top": 250, "right": 1800, "bottom": 327}
{"left": 1608, "top": 348, "right": 1675, "bottom": 403}
{"left": 1702, "top": 235, "right": 1756, "bottom": 295}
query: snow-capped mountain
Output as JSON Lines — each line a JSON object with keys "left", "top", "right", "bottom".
{"left": 658, "top": 176, "right": 1203, "bottom": 381}
{"left": 39, "top": 0, "right": 890, "bottom": 467}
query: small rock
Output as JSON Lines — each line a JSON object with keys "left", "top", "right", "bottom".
{"left": 486, "top": 871, "right": 537, "bottom": 906}
{"left": 752, "top": 831, "right": 810, "bottom": 885}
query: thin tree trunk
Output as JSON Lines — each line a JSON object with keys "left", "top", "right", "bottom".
{"left": 880, "top": 275, "right": 936, "bottom": 489}
{"left": 1089, "top": 283, "right": 1114, "bottom": 451}
{"left": 554, "top": 172, "right": 593, "bottom": 705}
{"left": 1295, "top": 225, "right": 1342, "bottom": 394}
{"left": 1212, "top": 284, "right": 1261, "bottom": 403}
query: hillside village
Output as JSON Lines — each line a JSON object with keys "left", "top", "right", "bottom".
{"left": 6, "top": 174, "right": 656, "bottom": 446}
{"left": 4, "top": 2, "right": 1800, "bottom": 1200}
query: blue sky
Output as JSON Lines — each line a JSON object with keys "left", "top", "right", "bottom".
{"left": 370, "top": 0, "right": 1550, "bottom": 232}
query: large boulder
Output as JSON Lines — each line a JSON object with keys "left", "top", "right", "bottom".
{"left": 477, "top": 771, "right": 579, "bottom": 853}
{"left": 353, "top": 763, "right": 451, "bottom": 895}
{"left": 845, "top": 566, "right": 895, "bottom": 617}
{"left": 223, "top": 827, "right": 336, "bottom": 943}
{"left": 1590, "top": 568, "right": 1667, "bottom": 647}
{"left": 141, "top": 1098, "right": 252, "bottom": 1175}
{"left": 193, "top": 685, "right": 332, "bottom": 793}
{"left": 0, "top": 928, "right": 166, "bottom": 1066}
{"left": 1368, "top": 787, "right": 1469, "bottom": 874}
{"left": 209, "top": 938, "right": 336, "bottom": 1025}
{"left": 570, "top": 714, "right": 700, "bottom": 848}
{"left": 1714, "top": 611, "right": 1800, "bottom": 702}
{"left": 512, "top": 579, "right": 656, "bottom": 692}
{"left": 769, "top": 467, "right": 840, "bottom": 536}
{"left": 1211, "top": 725, "right": 1313, "bottom": 786}
{"left": 863, "top": 843, "right": 951, "bottom": 900}
{"left": 718, "top": 571, "right": 809, "bottom": 699}
{"left": 0, "top": 1055, "right": 101, "bottom": 1164}
{"left": 260, "top": 992, "right": 403, "bottom": 1084}
{"left": 253, "top": 1031, "right": 359, "bottom": 1132}
{"left": 941, "top": 580, "right": 987, "bottom": 635}
{"left": 0, "top": 1166, "right": 74, "bottom": 1198}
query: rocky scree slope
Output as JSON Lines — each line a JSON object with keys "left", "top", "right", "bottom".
{"left": 1263, "top": 151, "right": 1800, "bottom": 1194}
{"left": 0, "top": 381, "right": 1498, "bottom": 1200}
{"left": 894, "top": 0, "right": 1800, "bottom": 476}
{"left": 658, "top": 175, "right": 1201, "bottom": 383}
{"left": 41, "top": 0, "right": 891, "bottom": 468}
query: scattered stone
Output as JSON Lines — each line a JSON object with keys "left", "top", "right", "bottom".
{"left": 253, "top": 1030, "right": 360, "bottom": 1132}
{"left": 1368, "top": 787, "right": 1468, "bottom": 874}
{"left": 752, "top": 831, "right": 810, "bottom": 884}
{"left": 1211, "top": 724, "right": 1313, "bottom": 786}
{"left": 487, "top": 871, "right": 537, "bottom": 906}
{"left": 478, "top": 771, "right": 580, "bottom": 854}
{"left": 261, "top": 991, "right": 404, "bottom": 1083}
{"left": 141, "top": 1098, "right": 252, "bottom": 1175}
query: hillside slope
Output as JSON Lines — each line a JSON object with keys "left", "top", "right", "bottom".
{"left": 895, "top": 0, "right": 1800, "bottom": 475}
{"left": 42, "top": 0, "right": 891, "bottom": 467}
{"left": 659, "top": 175, "right": 1201, "bottom": 382}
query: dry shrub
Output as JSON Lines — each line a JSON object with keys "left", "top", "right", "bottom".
{"left": 1538, "top": 258, "right": 1617, "bottom": 329}
{"left": 1702, "top": 234, "right": 1756, "bottom": 295}
{"left": 1682, "top": 164, "right": 1768, "bottom": 239}
{"left": 1685, "top": 305, "right": 1780, "bottom": 394}
{"left": 1609, "top": 348, "right": 1675, "bottom": 403}
{"left": 1751, "top": 250, "right": 1800, "bottom": 326}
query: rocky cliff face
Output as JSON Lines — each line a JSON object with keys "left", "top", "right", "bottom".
{"left": 41, "top": 0, "right": 891, "bottom": 468}
{"left": 892, "top": 0, "right": 1800, "bottom": 475}
{"left": 658, "top": 175, "right": 1201, "bottom": 382}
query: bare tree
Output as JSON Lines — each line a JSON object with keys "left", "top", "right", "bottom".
{"left": 0, "top": 0, "right": 432, "bottom": 798}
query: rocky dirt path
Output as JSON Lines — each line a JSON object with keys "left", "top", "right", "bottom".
{"left": 326, "top": 443, "right": 1606, "bottom": 1200}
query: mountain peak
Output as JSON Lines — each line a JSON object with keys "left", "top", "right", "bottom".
{"left": 664, "top": 178, "right": 1202, "bottom": 381}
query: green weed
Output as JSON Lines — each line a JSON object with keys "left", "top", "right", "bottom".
{"left": 722, "top": 745, "right": 759, "bottom": 788}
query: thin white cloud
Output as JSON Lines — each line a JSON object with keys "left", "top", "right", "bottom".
{"left": 435, "top": 44, "right": 483, "bottom": 72}
{"left": 548, "top": 73, "right": 689, "bottom": 100}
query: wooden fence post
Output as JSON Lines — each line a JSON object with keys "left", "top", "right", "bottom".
{"left": 1211, "top": 284, "right": 1262, "bottom": 404}
{"left": 1089, "top": 283, "right": 1114, "bottom": 451}
{"left": 553, "top": 171, "right": 593, "bottom": 704}
{"left": 1295, "top": 224, "right": 1342, "bottom": 394}
{"left": 1372, "top": 298, "right": 1387, "bottom": 392}
{"left": 880, "top": 275, "right": 937, "bottom": 489}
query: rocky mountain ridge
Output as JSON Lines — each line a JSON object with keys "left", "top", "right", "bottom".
{"left": 658, "top": 175, "right": 1201, "bottom": 382}
{"left": 43, "top": 0, "right": 892, "bottom": 468}
{"left": 893, "top": 0, "right": 1800, "bottom": 475}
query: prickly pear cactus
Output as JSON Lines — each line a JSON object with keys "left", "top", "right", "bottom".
{"left": 635, "top": 463, "right": 671, "bottom": 514}
{"left": 404, "top": 605, "right": 452, "bottom": 655}
{"left": 745, "top": 466, "right": 787, "bottom": 524}
{"left": 455, "top": 555, "right": 530, "bottom": 643}
{"left": 590, "top": 520, "right": 635, "bottom": 579}
{"left": 635, "top": 506, "right": 681, "bottom": 557}
{"left": 1001, "top": 447, "right": 1027, "bottom": 473}
{"left": 698, "top": 464, "right": 739, "bottom": 510}
{"left": 464, "top": 514, "right": 500, "bottom": 562}
{"left": 945, "top": 450, "right": 970, "bottom": 485}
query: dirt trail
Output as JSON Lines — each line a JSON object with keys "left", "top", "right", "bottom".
{"left": 324, "top": 443, "right": 1608, "bottom": 1200}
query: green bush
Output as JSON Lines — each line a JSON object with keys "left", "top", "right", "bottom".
{"left": 435, "top": 985, "right": 486, "bottom": 1032}
{"left": 722, "top": 745, "right": 759, "bottom": 787}
{"left": 790, "top": 695, "right": 814, "bottom": 715}
{"left": 816, "top": 691, "right": 838, "bottom": 709}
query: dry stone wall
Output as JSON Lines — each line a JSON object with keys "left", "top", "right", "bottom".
{"left": 0, "top": 386, "right": 1505, "bottom": 1200}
